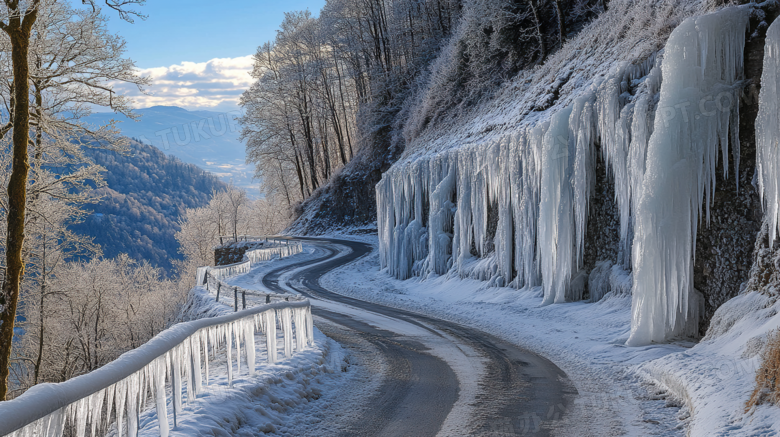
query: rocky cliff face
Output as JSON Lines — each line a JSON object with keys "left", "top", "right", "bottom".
{"left": 692, "top": 15, "right": 766, "bottom": 333}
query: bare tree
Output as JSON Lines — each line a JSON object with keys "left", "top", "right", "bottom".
{"left": 0, "top": 0, "right": 147, "bottom": 400}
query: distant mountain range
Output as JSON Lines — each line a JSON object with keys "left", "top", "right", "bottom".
{"left": 84, "top": 106, "right": 258, "bottom": 196}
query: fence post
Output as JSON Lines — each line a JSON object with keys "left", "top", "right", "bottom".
{"left": 266, "top": 295, "right": 271, "bottom": 304}
{"left": 216, "top": 282, "right": 220, "bottom": 302}
{"left": 234, "top": 288, "right": 238, "bottom": 312}
{"left": 242, "top": 291, "right": 246, "bottom": 310}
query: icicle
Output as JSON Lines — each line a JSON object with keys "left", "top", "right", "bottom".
{"left": 628, "top": 7, "right": 748, "bottom": 345}
{"left": 233, "top": 322, "right": 241, "bottom": 376}
{"left": 539, "top": 106, "right": 578, "bottom": 304}
{"left": 225, "top": 325, "right": 233, "bottom": 385}
{"left": 265, "top": 310, "right": 278, "bottom": 363}
{"left": 183, "top": 339, "right": 194, "bottom": 404}
{"left": 74, "top": 396, "right": 88, "bottom": 437}
{"left": 757, "top": 17, "right": 780, "bottom": 247}
{"left": 571, "top": 91, "right": 598, "bottom": 269}
{"left": 153, "top": 358, "right": 170, "bottom": 437}
{"left": 294, "top": 307, "right": 306, "bottom": 352}
{"left": 306, "top": 306, "right": 314, "bottom": 345}
{"left": 171, "top": 347, "right": 183, "bottom": 425}
{"left": 88, "top": 389, "right": 105, "bottom": 437}
{"left": 126, "top": 373, "right": 139, "bottom": 437}
{"left": 283, "top": 308, "right": 294, "bottom": 358}
{"left": 202, "top": 329, "right": 210, "bottom": 386}
{"left": 116, "top": 380, "right": 127, "bottom": 437}
{"left": 245, "top": 320, "right": 256, "bottom": 375}
{"left": 191, "top": 334, "right": 203, "bottom": 395}
{"left": 105, "top": 385, "right": 115, "bottom": 436}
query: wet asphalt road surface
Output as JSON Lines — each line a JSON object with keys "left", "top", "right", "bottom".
{"left": 257, "top": 237, "right": 576, "bottom": 436}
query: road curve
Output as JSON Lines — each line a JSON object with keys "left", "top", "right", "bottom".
{"left": 260, "top": 237, "right": 576, "bottom": 436}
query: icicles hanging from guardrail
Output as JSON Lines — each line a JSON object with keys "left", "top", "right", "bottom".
{"left": 207, "top": 260, "right": 251, "bottom": 281}
{"left": 244, "top": 241, "right": 303, "bottom": 264}
{"left": 1, "top": 300, "right": 315, "bottom": 437}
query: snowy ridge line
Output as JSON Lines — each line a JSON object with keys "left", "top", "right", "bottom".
{"left": 377, "top": 4, "right": 753, "bottom": 345}
{"left": 0, "top": 299, "right": 314, "bottom": 437}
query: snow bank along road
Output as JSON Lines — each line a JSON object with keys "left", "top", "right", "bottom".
{"left": 254, "top": 237, "right": 577, "bottom": 436}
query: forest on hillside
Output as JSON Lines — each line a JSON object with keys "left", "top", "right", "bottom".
{"left": 70, "top": 139, "right": 227, "bottom": 272}
{"left": 241, "top": 0, "right": 603, "bottom": 230}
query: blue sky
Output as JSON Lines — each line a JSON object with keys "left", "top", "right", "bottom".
{"left": 104, "top": 0, "right": 325, "bottom": 68}
{"left": 97, "top": 0, "right": 326, "bottom": 112}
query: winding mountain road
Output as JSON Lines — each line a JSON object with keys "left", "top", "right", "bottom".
{"left": 239, "top": 237, "right": 576, "bottom": 436}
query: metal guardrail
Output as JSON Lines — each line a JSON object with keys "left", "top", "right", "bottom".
{"left": 244, "top": 242, "right": 303, "bottom": 264}
{"left": 206, "top": 273, "right": 304, "bottom": 312}
{"left": 0, "top": 299, "right": 313, "bottom": 437}
{"left": 217, "top": 235, "right": 293, "bottom": 245}
{"left": 0, "top": 240, "right": 311, "bottom": 437}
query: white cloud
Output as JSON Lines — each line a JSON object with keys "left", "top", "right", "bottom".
{"left": 116, "top": 55, "right": 255, "bottom": 112}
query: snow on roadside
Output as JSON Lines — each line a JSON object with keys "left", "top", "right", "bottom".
{"left": 317, "top": 234, "right": 780, "bottom": 436}
{"left": 142, "top": 249, "right": 354, "bottom": 436}
{"left": 128, "top": 330, "right": 347, "bottom": 436}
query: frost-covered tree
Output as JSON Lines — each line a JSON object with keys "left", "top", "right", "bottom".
{"left": 241, "top": 0, "right": 595, "bottom": 225}
{"left": 10, "top": 255, "right": 178, "bottom": 393}
{"left": 176, "top": 188, "right": 291, "bottom": 278}
{"left": 0, "top": 0, "right": 147, "bottom": 400}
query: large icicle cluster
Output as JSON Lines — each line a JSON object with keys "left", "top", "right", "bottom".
{"left": 377, "top": 56, "right": 662, "bottom": 291}
{"left": 757, "top": 17, "right": 780, "bottom": 247}
{"left": 627, "top": 8, "right": 748, "bottom": 345}
{"left": 2, "top": 302, "right": 314, "bottom": 437}
{"left": 378, "top": 5, "right": 750, "bottom": 345}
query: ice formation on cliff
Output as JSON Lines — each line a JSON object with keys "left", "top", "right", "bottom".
{"left": 377, "top": 6, "right": 749, "bottom": 345}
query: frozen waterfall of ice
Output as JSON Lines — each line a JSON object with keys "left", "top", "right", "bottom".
{"left": 627, "top": 7, "right": 747, "bottom": 345}
{"left": 377, "top": 6, "right": 750, "bottom": 346}
{"left": 757, "top": 16, "right": 780, "bottom": 247}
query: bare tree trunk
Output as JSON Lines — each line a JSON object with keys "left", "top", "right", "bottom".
{"left": 553, "top": 0, "right": 566, "bottom": 48}
{"left": 332, "top": 50, "right": 355, "bottom": 160}
{"left": 528, "top": 0, "right": 547, "bottom": 62}
{"left": 0, "top": 6, "right": 37, "bottom": 400}
{"left": 293, "top": 150, "right": 307, "bottom": 198}
{"left": 34, "top": 228, "right": 46, "bottom": 385}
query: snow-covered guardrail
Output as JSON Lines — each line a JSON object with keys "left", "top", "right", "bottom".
{"left": 205, "top": 260, "right": 251, "bottom": 281}
{"left": 0, "top": 299, "right": 314, "bottom": 437}
{"left": 217, "top": 235, "right": 291, "bottom": 245}
{"left": 196, "top": 240, "right": 302, "bottom": 288}
{"left": 244, "top": 241, "right": 302, "bottom": 264}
